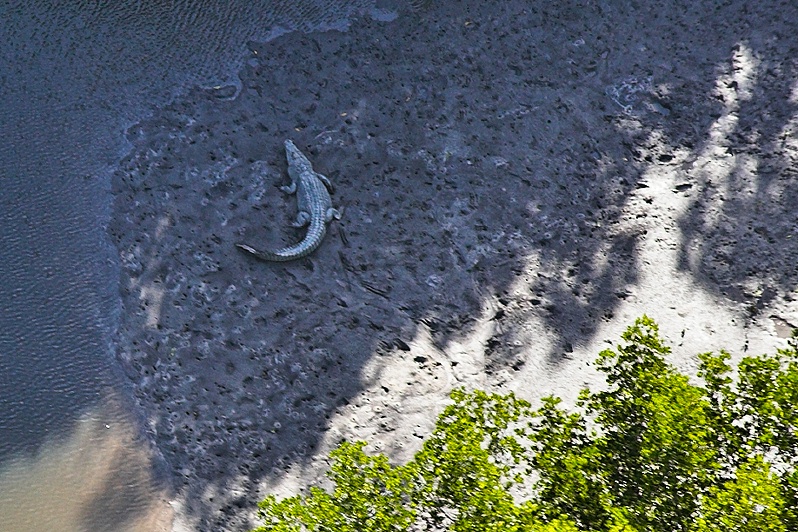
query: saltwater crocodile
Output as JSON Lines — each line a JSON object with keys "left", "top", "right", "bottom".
{"left": 236, "top": 140, "right": 341, "bottom": 261}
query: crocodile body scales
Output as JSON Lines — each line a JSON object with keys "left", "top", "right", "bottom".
{"left": 236, "top": 140, "right": 341, "bottom": 261}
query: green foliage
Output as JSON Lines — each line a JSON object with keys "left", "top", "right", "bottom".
{"left": 410, "top": 388, "right": 535, "bottom": 530}
{"left": 536, "top": 317, "right": 719, "bottom": 531}
{"left": 694, "top": 455, "right": 786, "bottom": 532}
{"left": 255, "top": 441, "right": 416, "bottom": 532}
{"left": 252, "top": 316, "right": 798, "bottom": 532}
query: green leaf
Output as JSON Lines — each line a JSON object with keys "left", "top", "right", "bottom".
{"left": 694, "top": 455, "right": 787, "bottom": 532}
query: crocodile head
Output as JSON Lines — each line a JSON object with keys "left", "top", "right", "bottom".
{"left": 284, "top": 140, "right": 312, "bottom": 170}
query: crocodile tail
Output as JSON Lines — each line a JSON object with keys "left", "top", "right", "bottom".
{"left": 235, "top": 243, "right": 293, "bottom": 262}
{"left": 236, "top": 218, "right": 327, "bottom": 262}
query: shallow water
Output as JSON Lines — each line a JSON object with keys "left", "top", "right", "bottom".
{"left": 0, "top": 396, "right": 173, "bottom": 532}
{"left": 0, "top": 1, "right": 382, "bottom": 529}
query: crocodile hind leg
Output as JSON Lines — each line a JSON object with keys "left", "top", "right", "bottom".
{"left": 326, "top": 208, "right": 342, "bottom": 222}
{"left": 292, "top": 211, "right": 311, "bottom": 227}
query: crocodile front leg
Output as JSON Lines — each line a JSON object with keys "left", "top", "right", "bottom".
{"left": 315, "top": 171, "right": 334, "bottom": 193}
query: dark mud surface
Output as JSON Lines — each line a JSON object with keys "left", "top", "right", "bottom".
{"left": 108, "top": 1, "right": 798, "bottom": 529}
